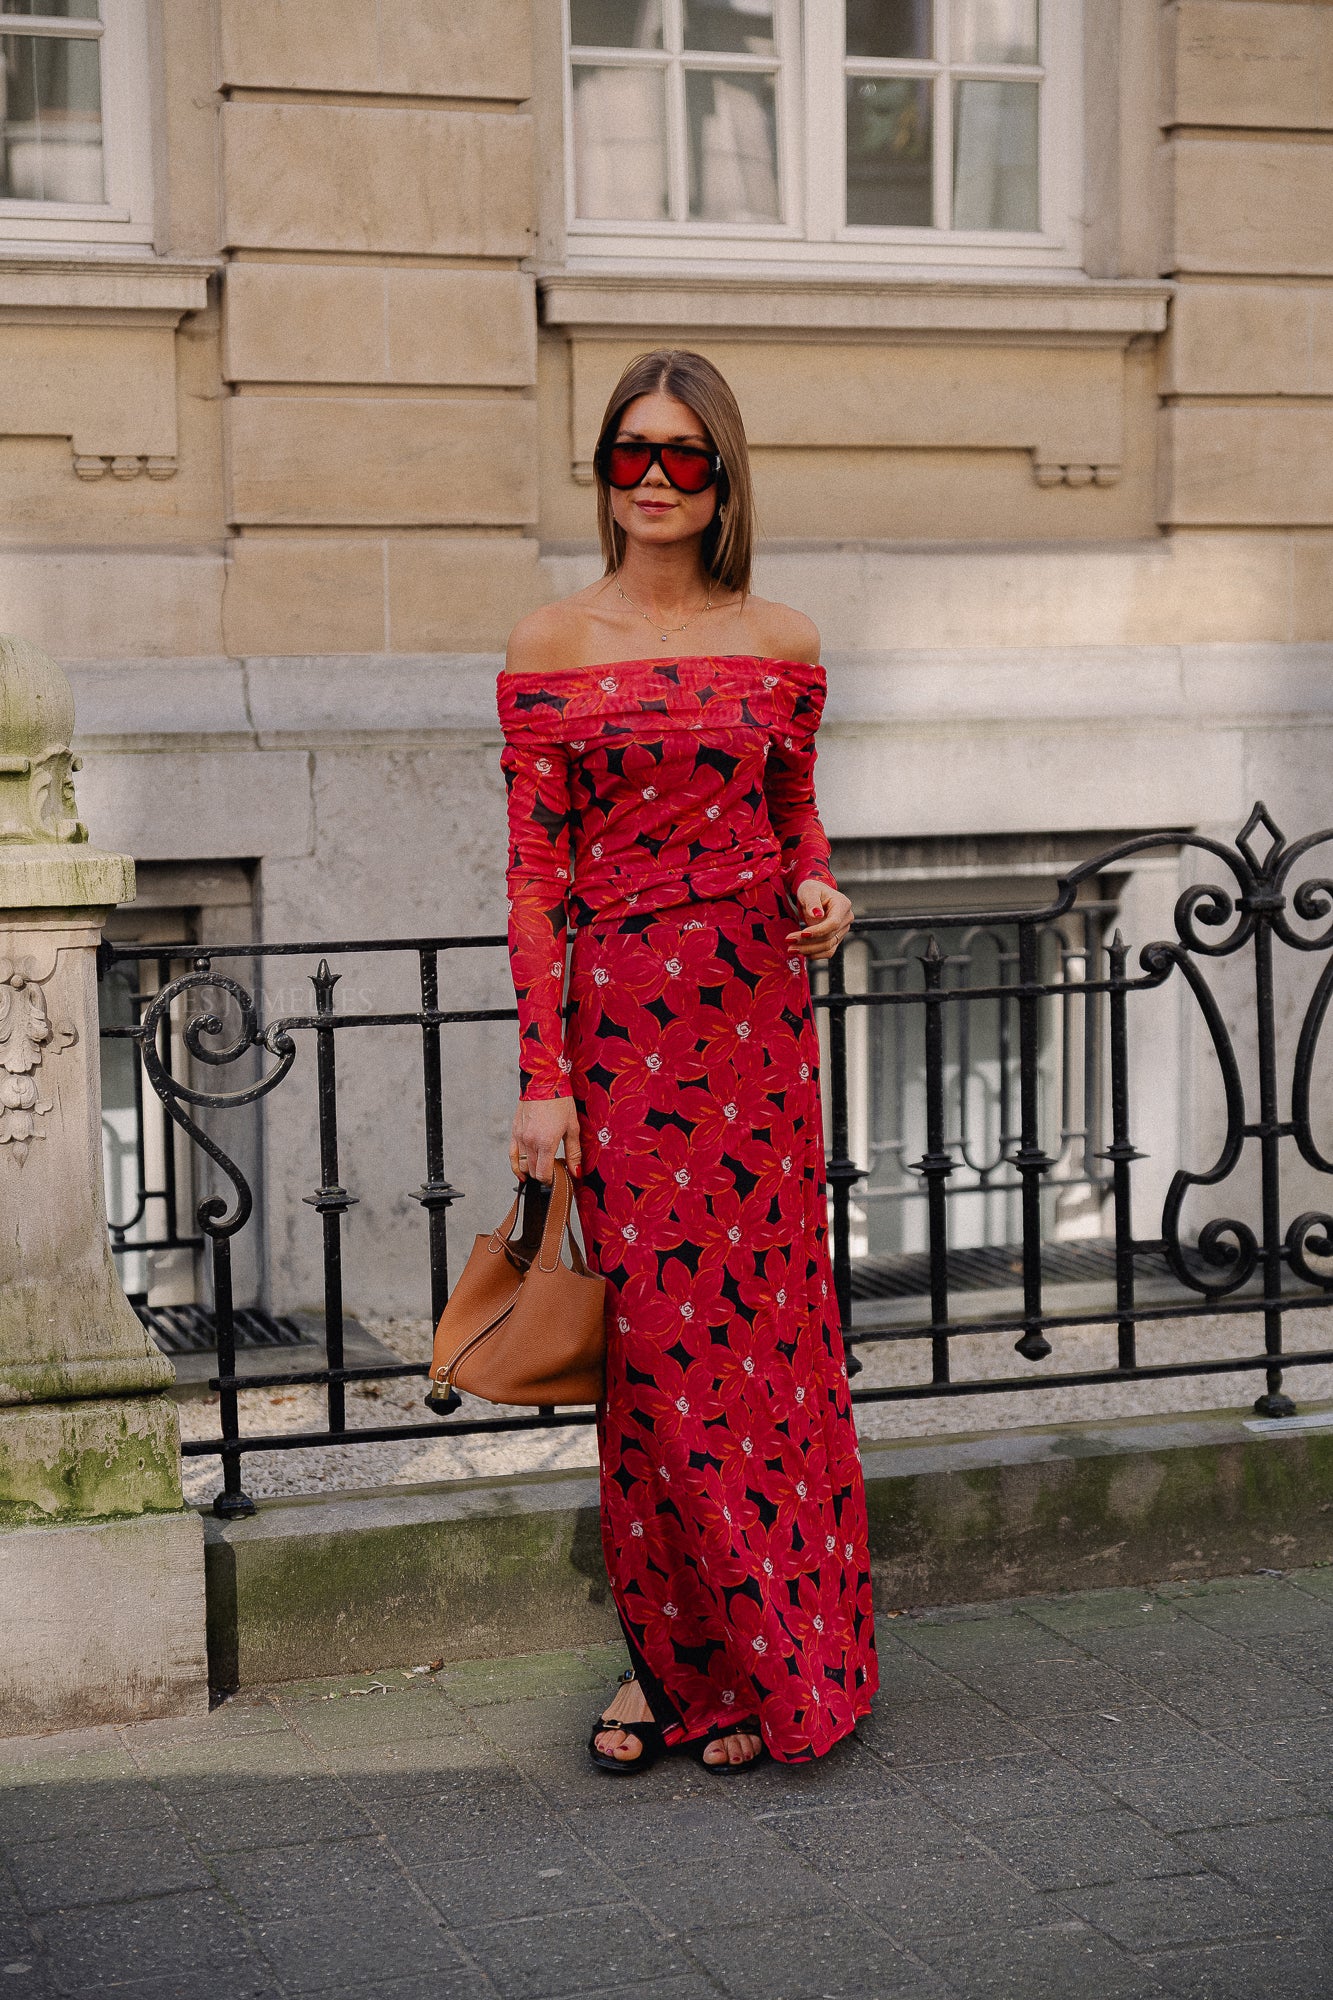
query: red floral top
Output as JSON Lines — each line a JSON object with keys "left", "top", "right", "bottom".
{"left": 497, "top": 655, "right": 838, "bottom": 1100}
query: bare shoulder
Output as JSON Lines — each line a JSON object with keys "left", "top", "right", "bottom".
{"left": 505, "top": 587, "right": 606, "bottom": 674}
{"left": 741, "top": 595, "right": 821, "bottom": 666}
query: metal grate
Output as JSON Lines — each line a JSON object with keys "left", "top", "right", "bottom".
{"left": 853, "top": 1241, "right": 1132, "bottom": 1301}
{"left": 134, "top": 1302, "right": 306, "bottom": 1357}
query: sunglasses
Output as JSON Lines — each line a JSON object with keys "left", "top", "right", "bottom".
{"left": 598, "top": 438, "right": 723, "bottom": 495}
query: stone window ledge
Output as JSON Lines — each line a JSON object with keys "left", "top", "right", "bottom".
{"left": 0, "top": 250, "right": 215, "bottom": 325}
{"left": 538, "top": 268, "right": 1174, "bottom": 343}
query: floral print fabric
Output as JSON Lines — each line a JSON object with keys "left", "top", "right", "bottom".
{"left": 498, "top": 656, "right": 877, "bottom": 1761}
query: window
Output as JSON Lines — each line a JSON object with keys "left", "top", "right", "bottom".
{"left": 0, "top": 0, "right": 152, "bottom": 243}
{"left": 563, "top": 0, "right": 1081, "bottom": 268}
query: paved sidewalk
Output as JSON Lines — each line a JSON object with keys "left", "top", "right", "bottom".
{"left": 2, "top": 1570, "right": 1331, "bottom": 2000}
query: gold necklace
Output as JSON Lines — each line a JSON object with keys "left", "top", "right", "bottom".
{"left": 615, "top": 575, "right": 713, "bottom": 644}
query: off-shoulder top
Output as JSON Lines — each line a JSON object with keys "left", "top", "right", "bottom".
{"left": 497, "top": 655, "right": 837, "bottom": 1099}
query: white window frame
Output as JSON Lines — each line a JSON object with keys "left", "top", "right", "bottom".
{"left": 0, "top": 0, "right": 154, "bottom": 246}
{"left": 563, "top": 0, "right": 1082, "bottom": 272}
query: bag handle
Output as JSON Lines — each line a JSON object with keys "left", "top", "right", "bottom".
{"left": 537, "top": 1162, "right": 575, "bottom": 1273}
{"left": 489, "top": 1160, "right": 581, "bottom": 1274}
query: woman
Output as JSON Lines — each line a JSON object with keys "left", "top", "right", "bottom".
{"left": 500, "top": 349, "right": 877, "bottom": 1772}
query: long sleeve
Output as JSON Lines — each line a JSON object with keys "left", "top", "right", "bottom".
{"left": 500, "top": 732, "right": 575, "bottom": 1100}
{"left": 765, "top": 673, "right": 838, "bottom": 898}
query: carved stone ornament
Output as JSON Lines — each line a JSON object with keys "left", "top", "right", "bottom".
{"left": 0, "top": 634, "right": 88, "bottom": 847}
{"left": 0, "top": 950, "right": 76, "bottom": 1164}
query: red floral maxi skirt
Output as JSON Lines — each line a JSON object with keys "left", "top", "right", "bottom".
{"left": 567, "top": 877, "right": 878, "bottom": 1762}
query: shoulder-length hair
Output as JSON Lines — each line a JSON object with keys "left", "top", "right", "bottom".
{"left": 593, "top": 349, "right": 755, "bottom": 598}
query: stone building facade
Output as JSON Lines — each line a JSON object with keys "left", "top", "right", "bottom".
{"left": 2, "top": 0, "right": 1330, "bottom": 1320}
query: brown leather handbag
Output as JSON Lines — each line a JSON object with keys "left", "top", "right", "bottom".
{"left": 424, "top": 1162, "right": 605, "bottom": 1412}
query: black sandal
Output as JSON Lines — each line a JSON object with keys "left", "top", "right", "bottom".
{"left": 587, "top": 1669, "right": 666, "bottom": 1776}
{"left": 696, "top": 1717, "right": 766, "bottom": 1776}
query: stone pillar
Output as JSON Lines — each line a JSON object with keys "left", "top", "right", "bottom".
{"left": 0, "top": 636, "right": 207, "bottom": 1735}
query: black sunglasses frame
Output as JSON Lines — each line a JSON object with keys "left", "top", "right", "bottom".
{"left": 596, "top": 438, "right": 724, "bottom": 494}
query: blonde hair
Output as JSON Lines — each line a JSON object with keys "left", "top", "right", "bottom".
{"left": 593, "top": 349, "right": 755, "bottom": 598}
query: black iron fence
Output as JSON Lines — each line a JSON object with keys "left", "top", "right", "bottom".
{"left": 98, "top": 805, "right": 1333, "bottom": 1517}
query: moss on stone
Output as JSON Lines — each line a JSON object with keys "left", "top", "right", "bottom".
{"left": 0, "top": 1396, "right": 184, "bottom": 1524}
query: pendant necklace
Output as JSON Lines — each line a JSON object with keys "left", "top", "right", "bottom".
{"left": 615, "top": 575, "right": 713, "bottom": 644}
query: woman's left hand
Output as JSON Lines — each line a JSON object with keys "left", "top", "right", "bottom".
{"left": 786, "top": 880, "right": 855, "bottom": 961}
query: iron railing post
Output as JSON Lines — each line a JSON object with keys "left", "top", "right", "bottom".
{"left": 1013, "top": 921, "right": 1055, "bottom": 1360}
{"left": 824, "top": 943, "right": 865, "bottom": 1377}
{"left": 415, "top": 949, "right": 464, "bottom": 1331}
{"left": 303, "top": 961, "right": 357, "bottom": 1434}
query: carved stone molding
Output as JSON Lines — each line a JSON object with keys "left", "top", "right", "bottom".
{"left": 73, "top": 454, "right": 178, "bottom": 482}
{"left": 0, "top": 950, "right": 76, "bottom": 1165}
{"left": 0, "top": 259, "right": 212, "bottom": 487}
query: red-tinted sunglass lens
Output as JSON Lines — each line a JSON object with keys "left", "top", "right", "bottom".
{"left": 605, "top": 444, "right": 653, "bottom": 488}
{"left": 659, "top": 447, "right": 716, "bottom": 492}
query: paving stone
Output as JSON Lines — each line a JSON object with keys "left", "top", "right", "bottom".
{"left": 620, "top": 1840, "right": 839, "bottom": 1927}
{"left": 207, "top": 1835, "right": 414, "bottom": 1921}
{"left": 129, "top": 1732, "right": 322, "bottom": 1786}
{"left": 730, "top": 1738, "right": 906, "bottom": 1812}
{"left": 250, "top": 1901, "right": 467, "bottom": 1994}
{"left": 1290, "top": 1565, "right": 1333, "bottom": 1603}
{"left": 1024, "top": 1591, "right": 1184, "bottom": 1639}
{"left": 1154, "top": 1665, "right": 1331, "bottom": 1730}
{"left": 0, "top": 1733, "right": 124, "bottom": 1772}
{"left": 1025, "top": 1705, "right": 1215, "bottom": 1771}
{"left": 158, "top": 1777, "right": 373, "bottom": 1853}
{"left": 1058, "top": 1874, "right": 1280, "bottom": 1951}
{"left": 6, "top": 1828, "right": 211, "bottom": 1915}
{"left": 1237, "top": 1632, "right": 1333, "bottom": 1694}
{"left": 284, "top": 1688, "right": 466, "bottom": 1751}
{"left": 366, "top": 1772, "right": 562, "bottom": 1863}
{"left": 561, "top": 1980, "right": 724, "bottom": 2000}
{"left": 901, "top": 1615, "right": 1062, "bottom": 1669}
{"left": 858, "top": 1695, "right": 1039, "bottom": 1767}
{"left": 906, "top": 1750, "right": 1116, "bottom": 1825}
{"left": 458, "top": 1904, "right": 689, "bottom": 2000}
{"left": 318, "top": 1976, "right": 495, "bottom": 2000}
{"left": 1097, "top": 1753, "right": 1315, "bottom": 1833}
{"left": 0, "top": 1961, "right": 53, "bottom": 2000}
{"left": 32, "top": 1889, "right": 252, "bottom": 1992}
{"left": 981, "top": 1808, "right": 1194, "bottom": 1891}
{"left": 1205, "top": 1716, "right": 1333, "bottom": 1785}
{"left": 317, "top": 1731, "right": 499, "bottom": 1797}
{"left": 914, "top": 1917, "right": 1173, "bottom": 1998}
{"left": 441, "top": 1648, "right": 622, "bottom": 1708}
{"left": 1171, "top": 1576, "right": 1333, "bottom": 1638}
{"left": 564, "top": 1789, "right": 748, "bottom": 1867}
{"left": 822, "top": 1847, "right": 1056, "bottom": 1938}
{"left": 119, "top": 1703, "right": 290, "bottom": 1748}
{"left": 39, "top": 1973, "right": 280, "bottom": 2000}
{"left": 965, "top": 1657, "right": 1148, "bottom": 1719}
{"left": 1070, "top": 1623, "right": 1248, "bottom": 1687}
{"left": 767, "top": 1795, "right": 970, "bottom": 1868}
{"left": 1141, "top": 1929, "right": 1333, "bottom": 2000}
{"left": 0, "top": 1778, "right": 177, "bottom": 1847}
{"left": 416, "top": 1842, "right": 625, "bottom": 1929}
{"left": 467, "top": 1693, "right": 605, "bottom": 1759}
{"left": 685, "top": 1911, "right": 951, "bottom": 1999}
{"left": 1176, "top": 1816, "right": 1333, "bottom": 1898}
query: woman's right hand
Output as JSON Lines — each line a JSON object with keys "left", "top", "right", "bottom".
{"left": 510, "top": 1096, "right": 582, "bottom": 1183}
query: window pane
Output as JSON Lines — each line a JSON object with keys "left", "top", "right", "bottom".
{"left": 569, "top": 0, "right": 662, "bottom": 49}
{"left": 682, "top": 0, "right": 775, "bottom": 57}
{"left": 0, "top": 32, "right": 103, "bottom": 203}
{"left": 686, "top": 68, "right": 779, "bottom": 222}
{"left": 845, "top": 75, "right": 931, "bottom": 227}
{"left": 952, "top": 80, "right": 1037, "bottom": 229}
{"left": 952, "top": 0, "right": 1038, "bottom": 65}
{"left": 0, "top": 1, "right": 100, "bottom": 17}
{"left": 845, "top": 0, "right": 931, "bottom": 60}
{"left": 572, "top": 64, "right": 668, "bottom": 219}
